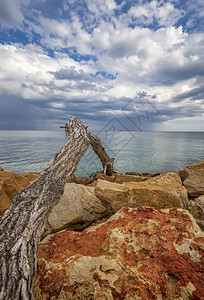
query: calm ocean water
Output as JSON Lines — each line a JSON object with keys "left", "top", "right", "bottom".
{"left": 0, "top": 130, "right": 203, "bottom": 177}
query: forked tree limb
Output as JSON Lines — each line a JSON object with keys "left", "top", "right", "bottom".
{"left": 0, "top": 117, "right": 114, "bottom": 300}
{"left": 61, "top": 123, "right": 115, "bottom": 175}
{"left": 88, "top": 132, "right": 114, "bottom": 175}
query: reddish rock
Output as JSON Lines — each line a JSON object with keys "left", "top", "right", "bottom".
{"left": 34, "top": 207, "right": 204, "bottom": 300}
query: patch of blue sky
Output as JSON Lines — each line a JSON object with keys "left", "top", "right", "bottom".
{"left": 60, "top": 47, "right": 98, "bottom": 63}
{"left": 28, "top": 0, "right": 67, "bottom": 20}
{"left": 0, "top": 28, "right": 30, "bottom": 45}
{"left": 90, "top": 71, "right": 118, "bottom": 80}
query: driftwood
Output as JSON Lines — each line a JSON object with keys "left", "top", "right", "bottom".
{"left": 0, "top": 117, "right": 114, "bottom": 300}
{"left": 61, "top": 123, "right": 114, "bottom": 175}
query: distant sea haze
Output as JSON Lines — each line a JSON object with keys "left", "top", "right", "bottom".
{"left": 0, "top": 130, "right": 204, "bottom": 177}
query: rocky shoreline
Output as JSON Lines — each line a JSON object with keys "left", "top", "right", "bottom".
{"left": 0, "top": 160, "right": 204, "bottom": 299}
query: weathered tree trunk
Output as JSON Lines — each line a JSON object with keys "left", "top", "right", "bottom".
{"left": 61, "top": 123, "right": 114, "bottom": 175}
{"left": 0, "top": 117, "right": 114, "bottom": 300}
{"left": 88, "top": 132, "right": 114, "bottom": 175}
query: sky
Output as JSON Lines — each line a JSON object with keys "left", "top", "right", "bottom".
{"left": 0, "top": 0, "right": 204, "bottom": 131}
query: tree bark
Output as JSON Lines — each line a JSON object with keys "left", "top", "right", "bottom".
{"left": 88, "top": 132, "right": 114, "bottom": 176}
{"left": 0, "top": 117, "right": 114, "bottom": 300}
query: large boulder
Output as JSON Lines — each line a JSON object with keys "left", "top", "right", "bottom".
{"left": 95, "top": 172, "right": 188, "bottom": 212}
{"left": 190, "top": 195, "right": 204, "bottom": 230}
{"left": 44, "top": 183, "right": 106, "bottom": 237}
{"left": 34, "top": 207, "right": 204, "bottom": 300}
{"left": 0, "top": 171, "right": 30, "bottom": 215}
{"left": 179, "top": 160, "right": 204, "bottom": 197}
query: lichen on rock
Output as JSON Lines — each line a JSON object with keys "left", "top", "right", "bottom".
{"left": 34, "top": 207, "right": 204, "bottom": 300}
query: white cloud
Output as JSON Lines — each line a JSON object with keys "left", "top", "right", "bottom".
{"left": 124, "top": 0, "right": 184, "bottom": 27}
{"left": 0, "top": 0, "right": 204, "bottom": 130}
{"left": 86, "top": 0, "right": 116, "bottom": 16}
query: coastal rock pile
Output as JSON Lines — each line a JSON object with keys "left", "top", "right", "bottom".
{"left": 0, "top": 160, "right": 204, "bottom": 299}
{"left": 95, "top": 172, "right": 188, "bottom": 213}
{"left": 34, "top": 207, "right": 204, "bottom": 299}
{"left": 43, "top": 172, "right": 188, "bottom": 236}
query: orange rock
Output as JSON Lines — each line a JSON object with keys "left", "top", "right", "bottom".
{"left": 0, "top": 171, "right": 30, "bottom": 215}
{"left": 20, "top": 172, "right": 40, "bottom": 182}
{"left": 0, "top": 178, "right": 10, "bottom": 215}
{"left": 35, "top": 207, "right": 204, "bottom": 300}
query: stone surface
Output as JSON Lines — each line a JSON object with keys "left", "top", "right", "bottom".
{"left": 0, "top": 171, "right": 30, "bottom": 199}
{"left": 0, "top": 171, "right": 30, "bottom": 215}
{"left": 124, "top": 181, "right": 188, "bottom": 210}
{"left": 44, "top": 183, "right": 106, "bottom": 236}
{"left": 34, "top": 207, "right": 204, "bottom": 300}
{"left": 0, "top": 166, "right": 4, "bottom": 171}
{"left": 146, "top": 172, "right": 182, "bottom": 185}
{"left": 97, "top": 173, "right": 150, "bottom": 183}
{"left": 20, "top": 172, "right": 40, "bottom": 182}
{"left": 0, "top": 178, "right": 11, "bottom": 215}
{"left": 179, "top": 160, "right": 204, "bottom": 197}
{"left": 191, "top": 195, "right": 204, "bottom": 230}
{"left": 95, "top": 172, "right": 188, "bottom": 213}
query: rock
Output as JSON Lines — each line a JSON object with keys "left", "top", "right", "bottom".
{"left": 125, "top": 171, "right": 141, "bottom": 175}
{"left": 0, "top": 166, "right": 4, "bottom": 171}
{"left": 44, "top": 183, "right": 106, "bottom": 237}
{"left": 66, "top": 174, "right": 76, "bottom": 183}
{"left": 0, "top": 171, "right": 30, "bottom": 215}
{"left": 179, "top": 160, "right": 204, "bottom": 197}
{"left": 95, "top": 172, "right": 188, "bottom": 212}
{"left": 95, "top": 179, "right": 131, "bottom": 213}
{"left": 191, "top": 195, "right": 204, "bottom": 230}
{"left": 97, "top": 173, "right": 149, "bottom": 183}
{"left": 75, "top": 177, "right": 96, "bottom": 185}
{"left": 20, "top": 172, "right": 40, "bottom": 182}
{"left": 146, "top": 171, "right": 183, "bottom": 185}
{"left": 124, "top": 181, "right": 188, "bottom": 210}
{"left": 0, "top": 171, "right": 30, "bottom": 199}
{"left": 34, "top": 207, "right": 204, "bottom": 300}
{"left": 0, "top": 178, "right": 11, "bottom": 215}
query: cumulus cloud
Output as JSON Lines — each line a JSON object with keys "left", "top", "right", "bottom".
{"left": 0, "top": 0, "right": 203, "bottom": 130}
{"left": 126, "top": 0, "right": 184, "bottom": 27}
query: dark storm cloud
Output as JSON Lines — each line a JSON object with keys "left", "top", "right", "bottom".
{"left": 148, "top": 60, "right": 204, "bottom": 86}
{"left": 172, "top": 86, "right": 204, "bottom": 102}
{"left": 0, "top": 94, "right": 39, "bottom": 130}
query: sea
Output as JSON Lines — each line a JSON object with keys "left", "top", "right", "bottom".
{"left": 0, "top": 130, "right": 203, "bottom": 177}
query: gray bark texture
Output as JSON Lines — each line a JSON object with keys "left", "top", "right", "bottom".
{"left": 0, "top": 117, "right": 114, "bottom": 300}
